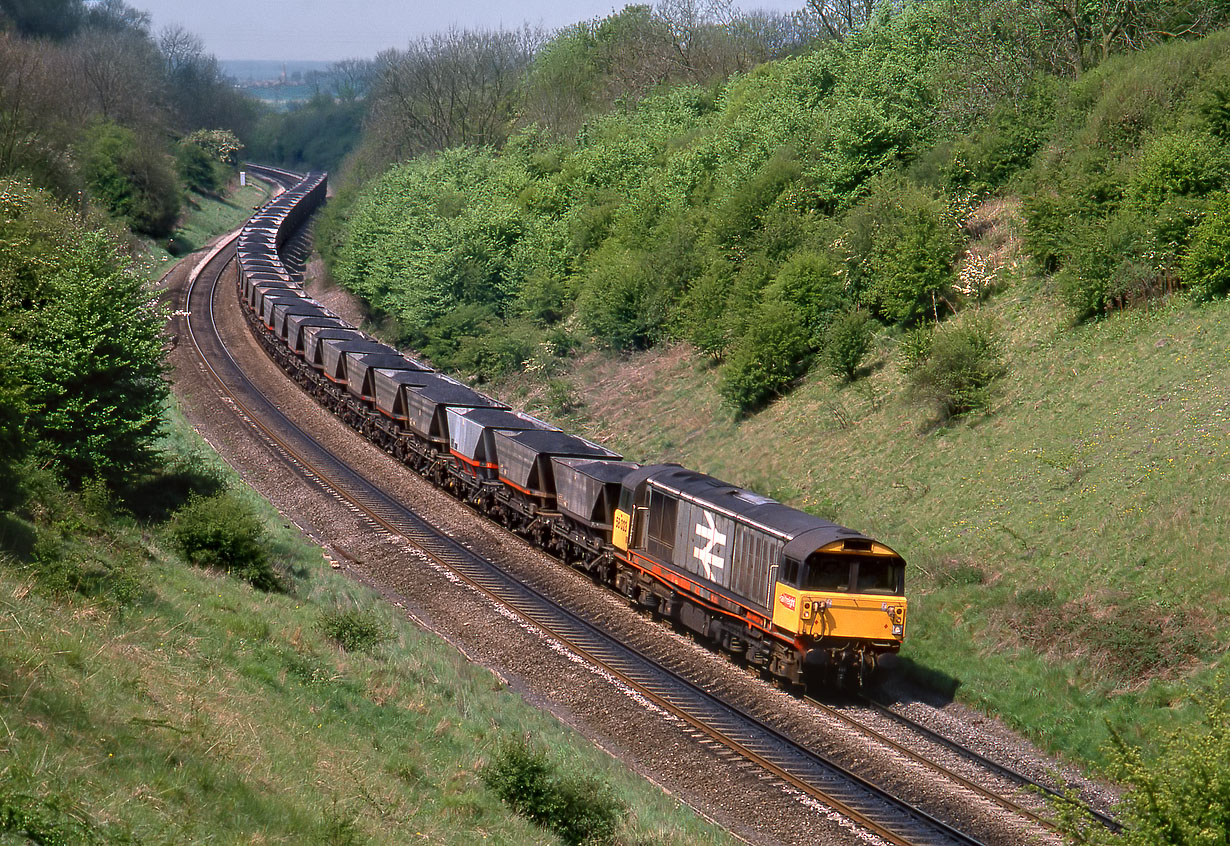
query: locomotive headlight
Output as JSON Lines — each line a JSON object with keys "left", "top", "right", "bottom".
{"left": 801, "top": 600, "right": 812, "bottom": 620}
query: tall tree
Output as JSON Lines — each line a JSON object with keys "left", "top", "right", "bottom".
{"left": 365, "top": 27, "right": 541, "bottom": 163}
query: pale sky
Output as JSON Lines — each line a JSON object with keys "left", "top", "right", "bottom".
{"left": 134, "top": 0, "right": 808, "bottom": 62}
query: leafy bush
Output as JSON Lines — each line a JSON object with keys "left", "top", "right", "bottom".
{"left": 22, "top": 523, "right": 146, "bottom": 608}
{"left": 576, "top": 249, "right": 668, "bottom": 350}
{"left": 169, "top": 492, "right": 284, "bottom": 592}
{"left": 80, "top": 122, "right": 180, "bottom": 237}
{"left": 711, "top": 147, "right": 802, "bottom": 247}
{"left": 319, "top": 607, "right": 393, "bottom": 653}
{"left": 842, "top": 180, "right": 960, "bottom": 326}
{"left": 1182, "top": 195, "right": 1230, "bottom": 301}
{"left": 1058, "top": 210, "right": 1150, "bottom": 319}
{"left": 907, "top": 313, "right": 1004, "bottom": 419}
{"left": 718, "top": 297, "right": 811, "bottom": 413}
{"left": 1057, "top": 688, "right": 1230, "bottom": 845}
{"left": 0, "top": 183, "right": 168, "bottom": 487}
{"left": 679, "top": 269, "right": 733, "bottom": 361}
{"left": 762, "top": 250, "right": 848, "bottom": 343}
{"left": 1126, "top": 131, "right": 1229, "bottom": 209}
{"left": 942, "top": 79, "right": 1059, "bottom": 193}
{"left": 898, "top": 324, "right": 933, "bottom": 372}
{"left": 482, "top": 738, "right": 626, "bottom": 846}
{"left": 0, "top": 336, "right": 28, "bottom": 506}
{"left": 820, "top": 311, "right": 873, "bottom": 381}
{"left": 175, "top": 140, "right": 222, "bottom": 195}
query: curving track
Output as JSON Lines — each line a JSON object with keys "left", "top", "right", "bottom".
{"left": 171, "top": 166, "right": 1117, "bottom": 845}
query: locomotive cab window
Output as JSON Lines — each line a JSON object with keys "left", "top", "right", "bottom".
{"left": 856, "top": 558, "right": 904, "bottom": 595}
{"left": 802, "top": 554, "right": 851, "bottom": 591}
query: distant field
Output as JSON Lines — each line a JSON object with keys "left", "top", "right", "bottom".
{"left": 222, "top": 60, "right": 334, "bottom": 108}
{"left": 220, "top": 59, "right": 331, "bottom": 82}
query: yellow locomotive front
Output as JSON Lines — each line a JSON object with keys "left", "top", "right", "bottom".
{"left": 771, "top": 538, "right": 907, "bottom": 682}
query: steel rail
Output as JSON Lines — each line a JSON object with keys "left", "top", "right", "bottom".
{"left": 804, "top": 695, "right": 1058, "bottom": 833}
{"left": 851, "top": 695, "right": 1122, "bottom": 833}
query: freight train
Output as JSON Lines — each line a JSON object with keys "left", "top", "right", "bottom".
{"left": 234, "top": 165, "right": 908, "bottom": 687}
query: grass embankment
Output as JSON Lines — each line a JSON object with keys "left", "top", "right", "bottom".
{"left": 0, "top": 186, "right": 733, "bottom": 845}
{"left": 0, "top": 425, "right": 730, "bottom": 844}
{"left": 497, "top": 210, "right": 1230, "bottom": 768}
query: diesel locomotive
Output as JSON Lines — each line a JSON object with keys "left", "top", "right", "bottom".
{"left": 235, "top": 165, "right": 908, "bottom": 686}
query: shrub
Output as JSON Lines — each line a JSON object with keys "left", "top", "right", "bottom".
{"left": 1126, "top": 131, "right": 1229, "bottom": 210}
{"left": 1022, "top": 148, "right": 1122, "bottom": 276}
{"left": 482, "top": 738, "right": 625, "bottom": 846}
{"left": 762, "top": 250, "right": 848, "bottom": 344}
{"left": 169, "top": 492, "right": 284, "bottom": 592}
{"left": 718, "top": 297, "right": 811, "bottom": 413}
{"left": 319, "top": 607, "right": 393, "bottom": 653}
{"left": 80, "top": 122, "right": 180, "bottom": 237}
{"left": 13, "top": 227, "right": 169, "bottom": 487}
{"left": 907, "top": 313, "right": 1004, "bottom": 420}
{"left": 1058, "top": 212, "right": 1149, "bottom": 319}
{"left": 679, "top": 269, "right": 733, "bottom": 361}
{"left": 575, "top": 250, "right": 667, "bottom": 350}
{"left": 820, "top": 311, "right": 873, "bottom": 382}
{"left": 1057, "top": 687, "right": 1230, "bottom": 845}
{"left": 943, "top": 79, "right": 1059, "bottom": 193}
{"left": 898, "top": 324, "right": 933, "bottom": 372}
{"left": 711, "top": 147, "right": 802, "bottom": 247}
{"left": 1182, "top": 195, "right": 1230, "bottom": 300}
{"left": 843, "top": 180, "right": 960, "bottom": 326}
{"left": 23, "top": 525, "right": 146, "bottom": 608}
{"left": 175, "top": 141, "right": 223, "bottom": 195}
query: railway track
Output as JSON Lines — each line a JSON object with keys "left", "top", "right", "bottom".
{"left": 174, "top": 170, "right": 1111, "bottom": 845}
{"left": 849, "top": 695, "right": 1122, "bottom": 834}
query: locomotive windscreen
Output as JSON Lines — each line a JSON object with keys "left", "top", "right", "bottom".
{"left": 803, "top": 553, "right": 903, "bottom": 595}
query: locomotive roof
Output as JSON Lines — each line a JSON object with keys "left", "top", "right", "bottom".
{"left": 628, "top": 464, "right": 877, "bottom": 552}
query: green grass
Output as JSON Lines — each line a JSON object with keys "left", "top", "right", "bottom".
{"left": 499, "top": 258, "right": 1230, "bottom": 770}
{"left": 0, "top": 407, "right": 736, "bottom": 845}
